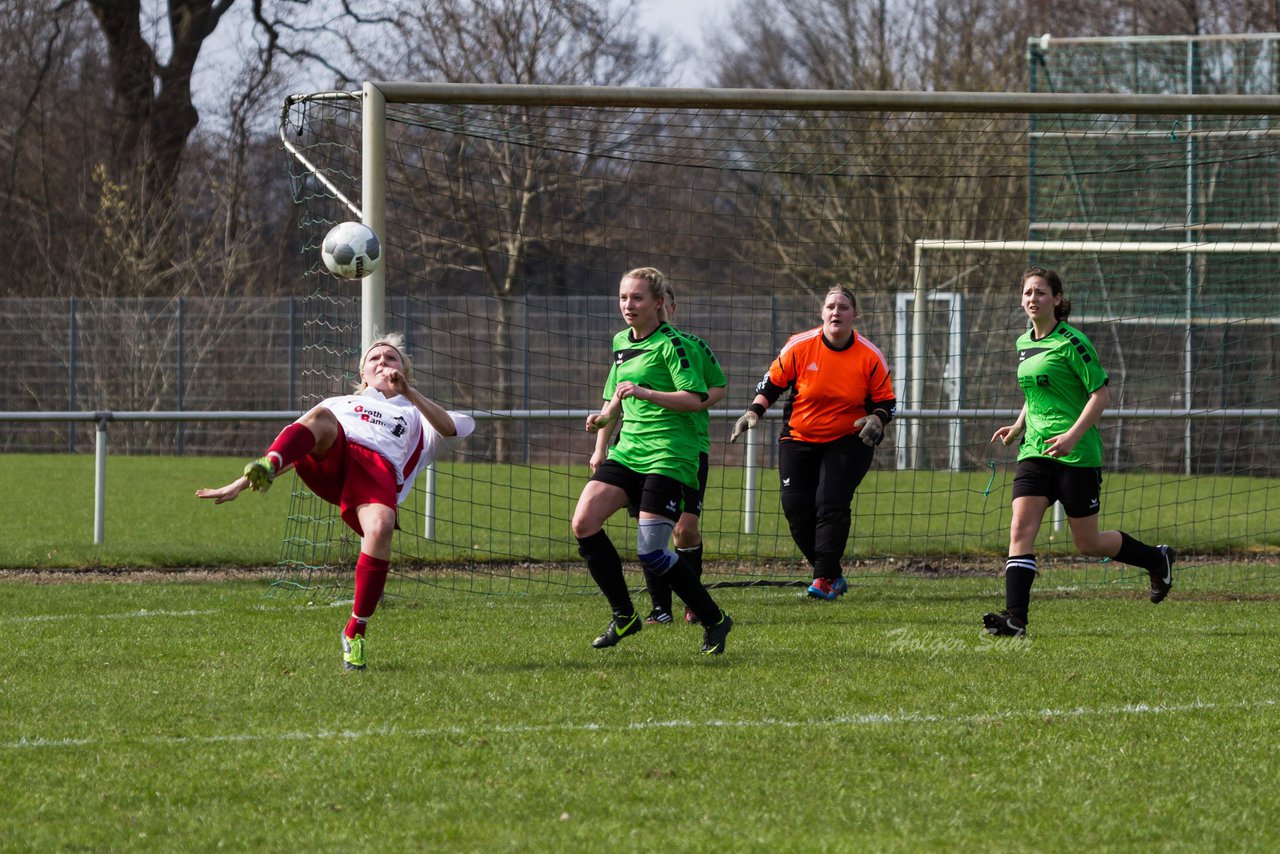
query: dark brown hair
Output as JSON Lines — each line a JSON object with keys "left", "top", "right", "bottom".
{"left": 1022, "top": 266, "right": 1071, "bottom": 321}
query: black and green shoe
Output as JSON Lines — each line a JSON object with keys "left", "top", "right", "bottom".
{"left": 592, "top": 613, "right": 642, "bottom": 649}
{"left": 700, "top": 613, "right": 734, "bottom": 655}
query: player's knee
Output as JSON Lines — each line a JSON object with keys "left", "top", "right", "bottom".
{"left": 673, "top": 517, "right": 699, "bottom": 547}
{"left": 780, "top": 493, "right": 814, "bottom": 519}
{"left": 570, "top": 515, "right": 595, "bottom": 540}
{"left": 362, "top": 516, "right": 395, "bottom": 544}
{"left": 815, "top": 506, "right": 852, "bottom": 525}
{"left": 639, "top": 548, "right": 678, "bottom": 574}
{"left": 636, "top": 517, "right": 676, "bottom": 573}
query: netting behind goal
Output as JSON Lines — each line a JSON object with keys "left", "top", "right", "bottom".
{"left": 273, "top": 76, "right": 1280, "bottom": 598}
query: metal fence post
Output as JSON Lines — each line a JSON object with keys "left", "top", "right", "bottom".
{"left": 743, "top": 423, "right": 758, "bottom": 534}
{"left": 94, "top": 413, "right": 110, "bottom": 545}
{"left": 69, "top": 297, "right": 78, "bottom": 453}
{"left": 177, "top": 297, "right": 186, "bottom": 455}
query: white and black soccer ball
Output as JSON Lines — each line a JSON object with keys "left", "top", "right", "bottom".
{"left": 321, "top": 221, "right": 382, "bottom": 279}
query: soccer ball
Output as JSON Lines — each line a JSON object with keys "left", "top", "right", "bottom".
{"left": 321, "top": 221, "right": 382, "bottom": 279}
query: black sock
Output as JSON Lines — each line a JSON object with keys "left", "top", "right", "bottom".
{"left": 663, "top": 556, "right": 722, "bottom": 626}
{"left": 644, "top": 567, "right": 673, "bottom": 614}
{"left": 1004, "top": 554, "right": 1037, "bottom": 622}
{"left": 577, "top": 531, "right": 633, "bottom": 617}
{"left": 676, "top": 543, "right": 703, "bottom": 579}
{"left": 1114, "top": 531, "right": 1160, "bottom": 571}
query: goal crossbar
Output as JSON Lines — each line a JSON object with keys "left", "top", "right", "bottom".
{"left": 367, "top": 81, "right": 1280, "bottom": 115}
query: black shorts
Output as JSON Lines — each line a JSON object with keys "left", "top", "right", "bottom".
{"left": 591, "top": 459, "right": 684, "bottom": 523}
{"left": 679, "top": 452, "right": 709, "bottom": 518}
{"left": 1011, "top": 457, "right": 1102, "bottom": 518}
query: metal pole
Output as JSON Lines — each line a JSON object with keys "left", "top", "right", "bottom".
{"left": 423, "top": 462, "right": 436, "bottom": 540}
{"left": 369, "top": 81, "right": 1280, "bottom": 116}
{"left": 94, "top": 416, "right": 108, "bottom": 545}
{"left": 1183, "top": 40, "right": 1197, "bottom": 476}
{"left": 69, "top": 297, "right": 78, "bottom": 453}
{"left": 909, "top": 242, "right": 928, "bottom": 469}
{"left": 177, "top": 297, "right": 186, "bottom": 456}
{"left": 288, "top": 297, "right": 297, "bottom": 411}
{"left": 362, "top": 82, "right": 388, "bottom": 349}
{"left": 743, "top": 424, "right": 759, "bottom": 534}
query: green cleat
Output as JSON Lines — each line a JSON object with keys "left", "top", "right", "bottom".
{"left": 243, "top": 456, "right": 275, "bottom": 493}
{"left": 342, "top": 633, "right": 367, "bottom": 671}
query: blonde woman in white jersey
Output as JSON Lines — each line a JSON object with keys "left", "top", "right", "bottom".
{"left": 197, "top": 334, "right": 474, "bottom": 671}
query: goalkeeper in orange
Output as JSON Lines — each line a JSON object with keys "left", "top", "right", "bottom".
{"left": 730, "top": 285, "right": 896, "bottom": 600}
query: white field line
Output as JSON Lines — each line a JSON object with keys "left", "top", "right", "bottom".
{"left": 6, "top": 698, "right": 1275, "bottom": 752}
{"left": 14, "top": 609, "right": 221, "bottom": 623}
{"left": 12, "top": 603, "right": 325, "bottom": 624}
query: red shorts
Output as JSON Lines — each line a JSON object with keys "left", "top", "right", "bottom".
{"left": 293, "top": 426, "right": 398, "bottom": 536}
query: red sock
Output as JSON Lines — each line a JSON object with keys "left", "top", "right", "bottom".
{"left": 345, "top": 553, "right": 390, "bottom": 638}
{"left": 265, "top": 423, "right": 316, "bottom": 472}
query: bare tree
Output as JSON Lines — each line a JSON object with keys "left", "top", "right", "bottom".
{"left": 371, "top": 0, "right": 675, "bottom": 461}
{"left": 78, "top": 0, "right": 395, "bottom": 211}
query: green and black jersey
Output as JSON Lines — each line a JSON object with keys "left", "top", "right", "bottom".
{"left": 602, "top": 322, "right": 708, "bottom": 488}
{"left": 1015, "top": 320, "right": 1109, "bottom": 468}
{"left": 674, "top": 329, "right": 727, "bottom": 455}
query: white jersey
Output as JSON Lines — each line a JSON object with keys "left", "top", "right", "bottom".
{"left": 318, "top": 388, "right": 475, "bottom": 505}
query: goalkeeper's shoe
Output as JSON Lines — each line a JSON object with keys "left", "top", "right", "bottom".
{"left": 644, "top": 608, "right": 673, "bottom": 625}
{"left": 807, "top": 578, "right": 837, "bottom": 601}
{"left": 1148, "top": 545, "right": 1176, "bottom": 604}
{"left": 342, "top": 632, "right": 367, "bottom": 671}
{"left": 243, "top": 456, "right": 276, "bottom": 493}
{"left": 982, "top": 610, "right": 1027, "bottom": 638}
{"left": 592, "top": 613, "right": 642, "bottom": 649}
{"left": 831, "top": 577, "right": 849, "bottom": 597}
{"left": 701, "top": 613, "right": 733, "bottom": 655}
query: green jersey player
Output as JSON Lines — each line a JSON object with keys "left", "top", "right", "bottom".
{"left": 571, "top": 267, "right": 733, "bottom": 655}
{"left": 641, "top": 285, "right": 727, "bottom": 625}
{"left": 983, "top": 267, "right": 1176, "bottom": 638}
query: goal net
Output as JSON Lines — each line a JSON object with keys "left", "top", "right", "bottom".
{"left": 273, "top": 72, "right": 1280, "bottom": 597}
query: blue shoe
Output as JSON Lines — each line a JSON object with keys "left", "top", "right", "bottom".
{"left": 807, "top": 578, "right": 837, "bottom": 600}
{"left": 831, "top": 577, "right": 849, "bottom": 597}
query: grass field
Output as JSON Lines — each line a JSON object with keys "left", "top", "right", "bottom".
{"left": 5, "top": 575, "right": 1280, "bottom": 850}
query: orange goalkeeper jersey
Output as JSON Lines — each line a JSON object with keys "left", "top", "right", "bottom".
{"left": 761, "top": 328, "right": 896, "bottom": 444}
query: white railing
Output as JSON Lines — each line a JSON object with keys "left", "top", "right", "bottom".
{"left": 4, "top": 407, "right": 1278, "bottom": 545}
